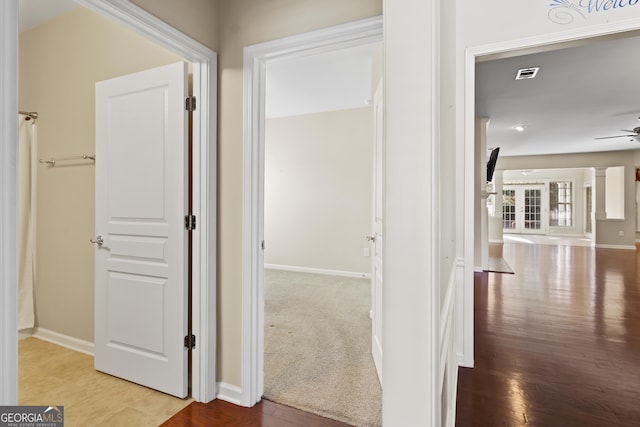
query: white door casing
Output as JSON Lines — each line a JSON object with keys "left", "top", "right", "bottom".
{"left": 94, "top": 62, "right": 188, "bottom": 398}
{"left": 371, "top": 80, "right": 383, "bottom": 384}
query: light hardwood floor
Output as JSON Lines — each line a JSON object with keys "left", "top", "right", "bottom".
{"left": 19, "top": 338, "right": 191, "bottom": 426}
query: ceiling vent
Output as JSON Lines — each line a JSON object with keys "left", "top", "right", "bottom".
{"left": 515, "top": 67, "right": 540, "bottom": 80}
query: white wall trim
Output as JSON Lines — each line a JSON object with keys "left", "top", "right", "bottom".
{"left": 242, "top": 16, "right": 383, "bottom": 407}
{"left": 8, "top": 0, "right": 218, "bottom": 403}
{"left": 447, "top": 366, "right": 459, "bottom": 427}
{"left": 461, "top": 17, "right": 640, "bottom": 375}
{"left": 594, "top": 244, "right": 637, "bottom": 250}
{"left": 454, "top": 257, "right": 467, "bottom": 366}
{"left": 32, "top": 328, "right": 94, "bottom": 357}
{"left": 216, "top": 382, "right": 243, "bottom": 406}
{"left": 440, "top": 265, "right": 455, "bottom": 378}
{"left": 264, "top": 264, "right": 370, "bottom": 279}
{"left": 0, "top": 0, "right": 18, "bottom": 406}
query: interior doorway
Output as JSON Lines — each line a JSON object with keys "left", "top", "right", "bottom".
{"left": 241, "top": 16, "right": 383, "bottom": 409}
{"left": 260, "top": 40, "right": 382, "bottom": 424}
{"left": 7, "top": 0, "right": 217, "bottom": 404}
{"left": 465, "top": 19, "right": 640, "bottom": 371}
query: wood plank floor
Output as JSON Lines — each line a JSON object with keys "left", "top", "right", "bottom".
{"left": 161, "top": 399, "right": 352, "bottom": 427}
{"left": 456, "top": 243, "right": 640, "bottom": 426}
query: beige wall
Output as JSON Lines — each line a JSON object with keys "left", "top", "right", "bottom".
{"left": 19, "top": 7, "right": 184, "bottom": 342}
{"left": 131, "top": 0, "right": 219, "bottom": 51}
{"left": 264, "top": 108, "right": 373, "bottom": 275}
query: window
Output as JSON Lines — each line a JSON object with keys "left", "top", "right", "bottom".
{"left": 549, "top": 181, "right": 573, "bottom": 227}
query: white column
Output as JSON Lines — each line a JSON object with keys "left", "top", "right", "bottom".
{"left": 0, "top": 0, "right": 19, "bottom": 406}
{"left": 475, "top": 118, "right": 490, "bottom": 270}
{"left": 384, "top": 0, "right": 439, "bottom": 425}
{"left": 594, "top": 167, "right": 607, "bottom": 220}
{"left": 489, "top": 169, "right": 504, "bottom": 243}
{"left": 594, "top": 167, "right": 607, "bottom": 246}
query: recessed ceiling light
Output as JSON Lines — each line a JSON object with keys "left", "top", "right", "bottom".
{"left": 513, "top": 125, "right": 527, "bottom": 132}
{"left": 515, "top": 67, "right": 540, "bottom": 80}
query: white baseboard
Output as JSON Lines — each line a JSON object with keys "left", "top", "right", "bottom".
{"left": 216, "top": 382, "right": 243, "bottom": 406}
{"left": 457, "top": 351, "right": 474, "bottom": 368}
{"left": 473, "top": 266, "right": 483, "bottom": 273}
{"left": 595, "top": 244, "right": 637, "bottom": 250}
{"left": 447, "top": 366, "right": 459, "bottom": 427}
{"left": 32, "top": 327, "right": 94, "bottom": 356}
{"left": 264, "top": 264, "right": 370, "bottom": 279}
{"left": 488, "top": 239, "right": 503, "bottom": 244}
{"left": 18, "top": 328, "right": 34, "bottom": 340}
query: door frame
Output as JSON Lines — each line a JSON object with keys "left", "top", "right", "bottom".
{"left": 241, "top": 16, "right": 383, "bottom": 406}
{"left": 0, "top": 0, "right": 217, "bottom": 403}
{"left": 462, "top": 18, "right": 640, "bottom": 369}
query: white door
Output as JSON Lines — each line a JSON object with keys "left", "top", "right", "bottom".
{"left": 94, "top": 62, "right": 189, "bottom": 398}
{"left": 503, "top": 185, "right": 546, "bottom": 234}
{"left": 370, "top": 81, "right": 383, "bottom": 385}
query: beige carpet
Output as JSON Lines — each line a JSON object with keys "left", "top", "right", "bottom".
{"left": 264, "top": 269, "right": 382, "bottom": 427}
{"left": 19, "top": 338, "right": 191, "bottom": 426}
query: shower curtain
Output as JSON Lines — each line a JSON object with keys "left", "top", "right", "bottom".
{"left": 18, "top": 114, "right": 36, "bottom": 331}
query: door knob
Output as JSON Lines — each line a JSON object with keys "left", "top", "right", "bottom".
{"left": 90, "top": 235, "right": 104, "bottom": 247}
{"left": 365, "top": 235, "right": 376, "bottom": 243}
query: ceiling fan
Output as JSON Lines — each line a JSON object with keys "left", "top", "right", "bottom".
{"left": 595, "top": 126, "right": 640, "bottom": 142}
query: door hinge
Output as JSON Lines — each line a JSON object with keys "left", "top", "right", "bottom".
{"left": 185, "top": 214, "right": 196, "bottom": 231}
{"left": 184, "top": 334, "right": 196, "bottom": 350}
{"left": 185, "top": 95, "right": 196, "bottom": 112}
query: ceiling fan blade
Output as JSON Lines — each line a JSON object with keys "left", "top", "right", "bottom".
{"left": 620, "top": 129, "right": 638, "bottom": 133}
{"left": 594, "top": 135, "right": 635, "bottom": 140}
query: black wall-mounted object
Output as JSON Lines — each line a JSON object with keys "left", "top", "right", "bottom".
{"left": 487, "top": 147, "right": 500, "bottom": 183}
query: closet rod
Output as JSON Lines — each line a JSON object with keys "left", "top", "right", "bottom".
{"left": 39, "top": 154, "right": 96, "bottom": 167}
{"left": 19, "top": 111, "right": 39, "bottom": 121}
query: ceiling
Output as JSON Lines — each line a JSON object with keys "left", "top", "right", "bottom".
{"left": 19, "top": 0, "right": 79, "bottom": 32}
{"left": 266, "top": 42, "right": 380, "bottom": 119}
{"left": 476, "top": 33, "right": 640, "bottom": 158}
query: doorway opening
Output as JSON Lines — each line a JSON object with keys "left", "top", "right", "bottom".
{"left": 7, "top": 0, "right": 217, "bottom": 405}
{"left": 464, "top": 17, "right": 640, "bottom": 371}
{"left": 241, "top": 16, "right": 383, "bottom": 412}
{"left": 261, "top": 40, "right": 382, "bottom": 425}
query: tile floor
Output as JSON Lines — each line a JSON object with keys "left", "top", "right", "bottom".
{"left": 19, "top": 338, "right": 191, "bottom": 426}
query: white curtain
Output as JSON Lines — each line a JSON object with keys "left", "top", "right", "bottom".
{"left": 18, "top": 114, "right": 36, "bottom": 331}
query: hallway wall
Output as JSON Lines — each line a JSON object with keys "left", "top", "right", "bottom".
{"left": 264, "top": 108, "right": 373, "bottom": 276}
